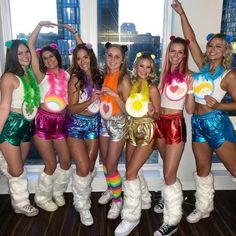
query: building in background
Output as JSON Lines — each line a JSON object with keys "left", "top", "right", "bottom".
{"left": 221, "top": 0, "right": 236, "bottom": 69}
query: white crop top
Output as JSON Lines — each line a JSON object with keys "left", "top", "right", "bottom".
{"left": 193, "top": 69, "right": 230, "bottom": 105}
{"left": 79, "top": 89, "right": 100, "bottom": 114}
{"left": 11, "top": 76, "right": 24, "bottom": 109}
{"left": 161, "top": 77, "right": 189, "bottom": 110}
{"left": 39, "top": 71, "right": 70, "bottom": 103}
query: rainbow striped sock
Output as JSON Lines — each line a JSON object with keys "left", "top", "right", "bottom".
{"left": 108, "top": 171, "right": 122, "bottom": 202}
{"left": 103, "top": 165, "right": 112, "bottom": 190}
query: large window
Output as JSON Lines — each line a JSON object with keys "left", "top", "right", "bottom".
{"left": 6, "top": 0, "right": 166, "bottom": 166}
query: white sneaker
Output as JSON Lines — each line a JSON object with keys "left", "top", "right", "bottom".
{"left": 36, "top": 200, "right": 58, "bottom": 212}
{"left": 53, "top": 195, "right": 65, "bottom": 207}
{"left": 107, "top": 201, "right": 122, "bottom": 220}
{"left": 98, "top": 189, "right": 113, "bottom": 205}
{"left": 79, "top": 210, "right": 94, "bottom": 226}
{"left": 115, "top": 219, "right": 139, "bottom": 236}
{"left": 186, "top": 209, "right": 210, "bottom": 223}
{"left": 15, "top": 204, "right": 39, "bottom": 217}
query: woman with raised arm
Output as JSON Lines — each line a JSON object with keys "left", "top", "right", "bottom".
{"left": 153, "top": 36, "right": 194, "bottom": 236}
{"left": 172, "top": 0, "right": 236, "bottom": 224}
{"left": 98, "top": 42, "right": 131, "bottom": 220}
{"left": 28, "top": 21, "right": 80, "bottom": 212}
{"left": 114, "top": 52, "right": 160, "bottom": 236}
{"left": 0, "top": 39, "right": 40, "bottom": 216}
{"left": 66, "top": 43, "right": 103, "bottom": 226}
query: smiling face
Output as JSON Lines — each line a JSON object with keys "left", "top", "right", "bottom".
{"left": 206, "top": 37, "right": 226, "bottom": 62}
{"left": 106, "top": 46, "right": 123, "bottom": 73}
{"left": 137, "top": 58, "right": 152, "bottom": 80}
{"left": 41, "top": 50, "right": 59, "bottom": 70}
{"left": 76, "top": 48, "right": 91, "bottom": 73}
{"left": 17, "top": 44, "right": 31, "bottom": 68}
{"left": 169, "top": 43, "right": 185, "bottom": 69}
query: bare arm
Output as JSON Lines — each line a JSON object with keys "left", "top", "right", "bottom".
{"left": 171, "top": 0, "right": 204, "bottom": 69}
{"left": 185, "top": 74, "right": 195, "bottom": 114}
{"left": 117, "top": 75, "right": 132, "bottom": 114}
{"left": 0, "top": 74, "right": 17, "bottom": 133}
{"left": 101, "top": 75, "right": 131, "bottom": 115}
{"left": 28, "top": 21, "right": 55, "bottom": 82}
{"left": 61, "top": 24, "right": 84, "bottom": 44}
{"left": 68, "top": 75, "right": 101, "bottom": 114}
{"left": 148, "top": 84, "right": 161, "bottom": 119}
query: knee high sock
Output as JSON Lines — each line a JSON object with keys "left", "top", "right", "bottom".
{"left": 103, "top": 165, "right": 112, "bottom": 190}
{"left": 108, "top": 171, "right": 122, "bottom": 202}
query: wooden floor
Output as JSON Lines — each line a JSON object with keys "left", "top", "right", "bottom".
{"left": 0, "top": 191, "right": 235, "bottom": 236}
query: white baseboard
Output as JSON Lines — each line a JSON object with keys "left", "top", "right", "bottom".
{"left": 0, "top": 165, "right": 235, "bottom": 194}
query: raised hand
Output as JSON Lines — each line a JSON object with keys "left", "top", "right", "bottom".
{"left": 171, "top": 0, "right": 185, "bottom": 15}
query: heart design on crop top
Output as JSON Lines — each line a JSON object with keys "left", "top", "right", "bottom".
{"left": 100, "top": 101, "right": 113, "bottom": 120}
{"left": 170, "top": 85, "right": 179, "bottom": 93}
{"left": 103, "top": 104, "right": 110, "bottom": 113}
{"left": 165, "top": 81, "right": 188, "bottom": 101}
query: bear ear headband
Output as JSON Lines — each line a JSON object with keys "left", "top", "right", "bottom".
{"left": 35, "top": 43, "right": 59, "bottom": 56}
{"left": 105, "top": 42, "right": 128, "bottom": 53}
{"left": 170, "top": 35, "right": 190, "bottom": 45}
{"left": 5, "top": 38, "right": 28, "bottom": 48}
{"left": 206, "top": 33, "right": 233, "bottom": 43}
{"left": 68, "top": 43, "right": 93, "bottom": 54}
{"left": 136, "top": 52, "right": 155, "bottom": 60}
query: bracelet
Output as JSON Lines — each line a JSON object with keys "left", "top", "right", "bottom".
{"left": 73, "top": 31, "right": 78, "bottom": 35}
{"left": 187, "top": 90, "right": 194, "bottom": 95}
{"left": 180, "top": 12, "right": 185, "bottom": 16}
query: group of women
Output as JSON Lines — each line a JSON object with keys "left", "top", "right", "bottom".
{"left": 1, "top": 0, "right": 236, "bottom": 236}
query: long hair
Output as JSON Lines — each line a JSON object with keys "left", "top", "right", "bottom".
{"left": 131, "top": 52, "right": 158, "bottom": 85}
{"left": 204, "top": 33, "right": 232, "bottom": 70}
{"left": 38, "top": 46, "right": 62, "bottom": 73}
{"left": 4, "top": 39, "right": 30, "bottom": 76}
{"left": 160, "top": 37, "right": 189, "bottom": 91}
{"left": 104, "top": 42, "right": 128, "bottom": 93}
{"left": 68, "top": 44, "right": 103, "bottom": 93}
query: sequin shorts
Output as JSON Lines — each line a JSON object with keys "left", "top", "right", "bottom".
{"left": 154, "top": 113, "right": 186, "bottom": 144}
{"left": 100, "top": 114, "right": 128, "bottom": 142}
{"left": 126, "top": 116, "right": 154, "bottom": 146}
{"left": 67, "top": 113, "right": 100, "bottom": 139}
{"left": 34, "top": 108, "right": 67, "bottom": 140}
{"left": 0, "top": 112, "right": 33, "bottom": 146}
{"left": 192, "top": 109, "right": 236, "bottom": 149}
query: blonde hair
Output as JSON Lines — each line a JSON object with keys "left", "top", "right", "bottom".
{"left": 204, "top": 33, "right": 233, "bottom": 69}
{"left": 131, "top": 52, "right": 158, "bottom": 85}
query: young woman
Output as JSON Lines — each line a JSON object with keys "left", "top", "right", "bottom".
{"left": 28, "top": 21, "right": 79, "bottom": 212}
{"left": 98, "top": 42, "right": 131, "bottom": 220}
{"left": 66, "top": 43, "right": 103, "bottom": 226}
{"left": 153, "top": 36, "right": 194, "bottom": 236}
{"left": 114, "top": 52, "right": 160, "bottom": 236}
{"left": 172, "top": 0, "right": 236, "bottom": 225}
{"left": 0, "top": 39, "right": 40, "bottom": 216}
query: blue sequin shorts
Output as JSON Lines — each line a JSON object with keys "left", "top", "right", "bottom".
{"left": 67, "top": 113, "right": 100, "bottom": 140}
{"left": 191, "top": 109, "right": 236, "bottom": 149}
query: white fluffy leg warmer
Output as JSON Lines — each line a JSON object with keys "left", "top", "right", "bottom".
{"left": 72, "top": 172, "right": 92, "bottom": 212}
{"left": 53, "top": 166, "right": 71, "bottom": 205}
{"left": 35, "top": 172, "right": 54, "bottom": 204}
{"left": 163, "top": 179, "right": 183, "bottom": 226}
{"left": 138, "top": 170, "right": 151, "bottom": 209}
{"left": 8, "top": 170, "right": 30, "bottom": 209}
{"left": 195, "top": 172, "right": 214, "bottom": 214}
{"left": 121, "top": 178, "right": 142, "bottom": 222}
